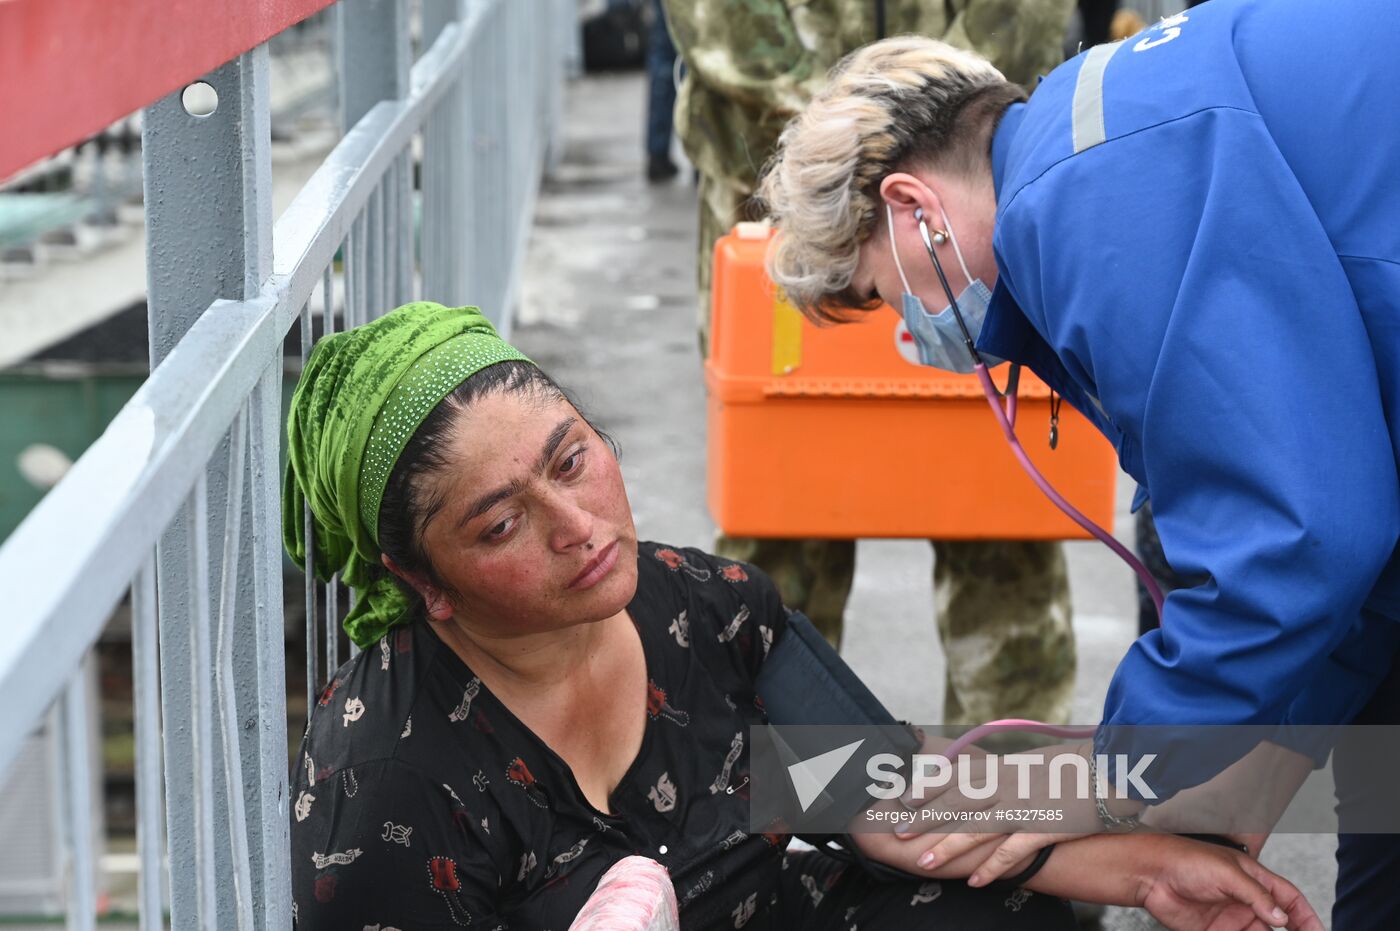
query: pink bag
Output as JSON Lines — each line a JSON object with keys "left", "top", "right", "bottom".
{"left": 568, "top": 856, "right": 680, "bottom": 931}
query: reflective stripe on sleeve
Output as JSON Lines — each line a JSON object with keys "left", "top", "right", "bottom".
{"left": 1071, "top": 40, "right": 1124, "bottom": 154}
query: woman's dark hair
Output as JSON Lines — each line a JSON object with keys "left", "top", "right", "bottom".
{"left": 375, "top": 360, "right": 615, "bottom": 605}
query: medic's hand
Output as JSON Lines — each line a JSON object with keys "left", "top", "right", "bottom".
{"left": 1136, "top": 839, "right": 1323, "bottom": 931}
{"left": 896, "top": 739, "right": 1097, "bottom": 818}
{"left": 846, "top": 799, "right": 1040, "bottom": 880}
{"left": 891, "top": 739, "right": 1103, "bottom": 853}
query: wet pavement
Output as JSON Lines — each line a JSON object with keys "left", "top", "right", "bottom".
{"left": 513, "top": 71, "right": 1337, "bottom": 927}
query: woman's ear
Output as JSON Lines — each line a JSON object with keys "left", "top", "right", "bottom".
{"left": 381, "top": 553, "right": 454, "bottom": 622}
{"left": 879, "top": 171, "right": 943, "bottom": 223}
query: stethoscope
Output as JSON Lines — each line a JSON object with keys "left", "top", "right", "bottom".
{"left": 913, "top": 206, "right": 1165, "bottom": 752}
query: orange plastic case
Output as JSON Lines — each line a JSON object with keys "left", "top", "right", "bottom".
{"left": 704, "top": 227, "right": 1117, "bottom": 540}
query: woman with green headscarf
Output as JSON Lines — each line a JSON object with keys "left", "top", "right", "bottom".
{"left": 285, "top": 303, "right": 1317, "bottom": 930}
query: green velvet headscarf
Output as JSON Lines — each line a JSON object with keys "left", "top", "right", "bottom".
{"left": 283, "top": 302, "right": 531, "bottom": 648}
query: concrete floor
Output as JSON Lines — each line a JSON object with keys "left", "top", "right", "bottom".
{"left": 513, "top": 71, "right": 1338, "bottom": 928}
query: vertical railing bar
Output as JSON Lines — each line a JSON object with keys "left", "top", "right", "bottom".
{"left": 385, "top": 165, "right": 398, "bottom": 309}
{"left": 358, "top": 207, "right": 369, "bottom": 330}
{"left": 465, "top": 64, "right": 474, "bottom": 306}
{"left": 343, "top": 221, "right": 355, "bottom": 332}
{"left": 323, "top": 244, "right": 342, "bottom": 677}
{"left": 131, "top": 554, "right": 166, "bottom": 931}
{"left": 60, "top": 666, "right": 96, "bottom": 931}
{"left": 492, "top": 12, "right": 507, "bottom": 320}
{"left": 214, "top": 409, "right": 255, "bottom": 931}
{"left": 325, "top": 575, "right": 340, "bottom": 679}
{"left": 412, "top": 143, "right": 422, "bottom": 302}
{"left": 446, "top": 91, "right": 457, "bottom": 303}
{"left": 301, "top": 297, "right": 318, "bottom": 714}
{"left": 432, "top": 118, "right": 441, "bottom": 300}
{"left": 247, "top": 358, "right": 292, "bottom": 930}
{"left": 456, "top": 65, "right": 468, "bottom": 306}
{"left": 323, "top": 254, "right": 338, "bottom": 337}
{"left": 344, "top": 224, "right": 356, "bottom": 332}
{"left": 369, "top": 185, "right": 382, "bottom": 325}
{"left": 429, "top": 110, "right": 442, "bottom": 301}
{"left": 431, "top": 94, "right": 439, "bottom": 300}
{"left": 187, "top": 473, "right": 218, "bottom": 924}
{"left": 400, "top": 150, "right": 413, "bottom": 305}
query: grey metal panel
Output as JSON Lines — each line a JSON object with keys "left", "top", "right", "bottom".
{"left": 142, "top": 46, "right": 274, "bottom": 931}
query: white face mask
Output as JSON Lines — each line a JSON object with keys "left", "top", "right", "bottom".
{"left": 886, "top": 203, "right": 1004, "bottom": 374}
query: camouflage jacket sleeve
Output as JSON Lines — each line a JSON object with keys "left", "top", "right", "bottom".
{"left": 659, "top": 0, "right": 822, "bottom": 118}
{"left": 946, "top": 0, "right": 1075, "bottom": 88}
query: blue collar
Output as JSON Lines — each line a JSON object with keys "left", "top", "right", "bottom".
{"left": 990, "top": 102, "right": 1026, "bottom": 203}
{"left": 978, "top": 103, "right": 1121, "bottom": 446}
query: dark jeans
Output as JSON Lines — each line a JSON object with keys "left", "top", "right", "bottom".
{"left": 1334, "top": 643, "right": 1400, "bottom": 930}
{"left": 645, "top": 0, "right": 677, "bottom": 159}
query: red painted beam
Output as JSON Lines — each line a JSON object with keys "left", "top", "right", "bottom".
{"left": 0, "top": 0, "right": 337, "bottom": 182}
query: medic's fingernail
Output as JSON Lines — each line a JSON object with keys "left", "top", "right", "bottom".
{"left": 917, "top": 852, "right": 937, "bottom": 869}
{"left": 967, "top": 873, "right": 985, "bottom": 887}
{"left": 1272, "top": 908, "right": 1287, "bottom": 925}
{"left": 894, "top": 818, "right": 915, "bottom": 834}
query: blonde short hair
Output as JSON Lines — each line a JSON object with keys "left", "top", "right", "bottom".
{"left": 758, "top": 37, "right": 1022, "bottom": 322}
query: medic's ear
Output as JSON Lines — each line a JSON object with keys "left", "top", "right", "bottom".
{"left": 878, "top": 171, "right": 940, "bottom": 218}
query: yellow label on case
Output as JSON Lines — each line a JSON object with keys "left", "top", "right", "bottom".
{"left": 771, "top": 297, "right": 803, "bottom": 376}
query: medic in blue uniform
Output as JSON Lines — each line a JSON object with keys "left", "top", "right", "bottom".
{"left": 981, "top": 0, "right": 1400, "bottom": 921}
{"left": 983, "top": 0, "right": 1400, "bottom": 752}
{"left": 759, "top": 0, "right": 1400, "bottom": 923}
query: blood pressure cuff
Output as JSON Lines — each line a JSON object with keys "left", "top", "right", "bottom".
{"left": 754, "top": 611, "right": 921, "bottom": 828}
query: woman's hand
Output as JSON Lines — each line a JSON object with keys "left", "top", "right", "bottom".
{"left": 850, "top": 802, "right": 1322, "bottom": 931}
{"left": 1135, "top": 840, "right": 1323, "bottom": 931}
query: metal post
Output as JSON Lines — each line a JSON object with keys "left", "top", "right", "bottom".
{"left": 142, "top": 44, "right": 273, "bottom": 930}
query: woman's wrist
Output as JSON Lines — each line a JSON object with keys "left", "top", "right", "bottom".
{"left": 1023, "top": 831, "right": 1183, "bottom": 907}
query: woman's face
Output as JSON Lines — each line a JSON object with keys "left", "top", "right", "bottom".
{"left": 413, "top": 389, "right": 639, "bottom": 636}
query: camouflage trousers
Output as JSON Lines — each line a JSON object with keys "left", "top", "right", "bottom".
{"left": 714, "top": 535, "right": 1077, "bottom": 726}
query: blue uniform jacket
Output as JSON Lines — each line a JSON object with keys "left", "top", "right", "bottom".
{"left": 978, "top": 0, "right": 1400, "bottom": 793}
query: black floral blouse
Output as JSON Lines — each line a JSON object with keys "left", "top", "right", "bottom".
{"left": 291, "top": 542, "right": 793, "bottom": 930}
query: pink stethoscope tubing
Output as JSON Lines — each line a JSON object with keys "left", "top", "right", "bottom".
{"left": 906, "top": 209, "right": 1168, "bottom": 750}
{"left": 939, "top": 364, "right": 1168, "bottom": 753}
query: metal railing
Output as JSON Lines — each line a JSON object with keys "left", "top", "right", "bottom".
{"left": 0, "top": 0, "right": 574, "bottom": 925}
